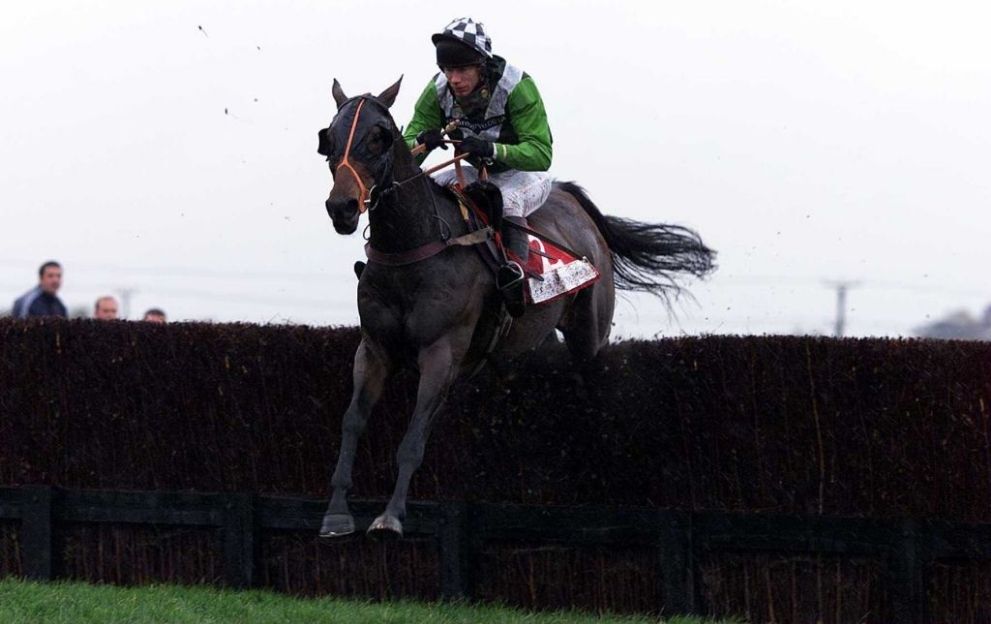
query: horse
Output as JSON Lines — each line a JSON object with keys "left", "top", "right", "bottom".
{"left": 316, "top": 77, "right": 715, "bottom": 539}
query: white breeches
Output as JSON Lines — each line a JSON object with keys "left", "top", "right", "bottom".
{"left": 432, "top": 167, "right": 553, "bottom": 218}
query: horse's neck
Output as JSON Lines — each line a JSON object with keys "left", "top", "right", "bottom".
{"left": 367, "top": 141, "right": 461, "bottom": 253}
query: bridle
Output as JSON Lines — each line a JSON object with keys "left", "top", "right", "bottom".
{"left": 332, "top": 95, "right": 477, "bottom": 214}
{"left": 327, "top": 95, "right": 492, "bottom": 265}
{"left": 335, "top": 98, "right": 374, "bottom": 212}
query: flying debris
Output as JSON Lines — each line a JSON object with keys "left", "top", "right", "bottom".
{"left": 197, "top": 25, "right": 209, "bottom": 37}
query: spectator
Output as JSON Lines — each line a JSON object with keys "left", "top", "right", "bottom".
{"left": 12, "top": 261, "right": 67, "bottom": 319}
{"left": 142, "top": 308, "right": 167, "bottom": 323}
{"left": 94, "top": 296, "right": 119, "bottom": 320}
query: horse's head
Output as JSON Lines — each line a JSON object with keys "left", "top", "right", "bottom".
{"left": 318, "top": 77, "right": 403, "bottom": 234}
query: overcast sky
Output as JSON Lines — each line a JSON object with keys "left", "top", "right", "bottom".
{"left": 2, "top": 0, "right": 988, "bottom": 337}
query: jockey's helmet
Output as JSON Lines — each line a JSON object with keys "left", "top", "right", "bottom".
{"left": 432, "top": 17, "right": 492, "bottom": 67}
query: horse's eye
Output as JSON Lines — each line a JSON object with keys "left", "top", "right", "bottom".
{"left": 368, "top": 126, "right": 393, "bottom": 156}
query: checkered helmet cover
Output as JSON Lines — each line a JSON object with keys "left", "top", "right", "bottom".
{"left": 434, "top": 17, "right": 493, "bottom": 58}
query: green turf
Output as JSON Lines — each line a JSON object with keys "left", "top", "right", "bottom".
{"left": 0, "top": 578, "right": 735, "bottom": 624}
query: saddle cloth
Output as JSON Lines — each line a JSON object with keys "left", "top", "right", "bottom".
{"left": 512, "top": 235, "right": 600, "bottom": 304}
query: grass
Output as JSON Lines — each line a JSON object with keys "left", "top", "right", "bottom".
{"left": 0, "top": 578, "right": 736, "bottom": 624}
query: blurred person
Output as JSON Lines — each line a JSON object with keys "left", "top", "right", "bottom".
{"left": 142, "top": 308, "right": 167, "bottom": 323}
{"left": 12, "top": 261, "right": 67, "bottom": 319}
{"left": 94, "top": 296, "right": 119, "bottom": 320}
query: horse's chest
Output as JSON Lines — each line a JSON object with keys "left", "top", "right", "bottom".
{"left": 361, "top": 271, "right": 463, "bottom": 306}
{"left": 359, "top": 274, "right": 476, "bottom": 345}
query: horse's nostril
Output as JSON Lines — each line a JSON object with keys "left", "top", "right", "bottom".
{"left": 326, "top": 198, "right": 356, "bottom": 218}
{"left": 326, "top": 198, "right": 361, "bottom": 234}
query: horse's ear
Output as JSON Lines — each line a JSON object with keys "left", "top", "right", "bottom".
{"left": 377, "top": 75, "right": 403, "bottom": 108}
{"left": 332, "top": 79, "right": 348, "bottom": 109}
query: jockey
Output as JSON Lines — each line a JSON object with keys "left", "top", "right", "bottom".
{"left": 403, "top": 17, "right": 553, "bottom": 316}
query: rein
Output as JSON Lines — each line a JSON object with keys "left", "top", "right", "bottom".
{"left": 379, "top": 140, "right": 471, "bottom": 203}
{"left": 374, "top": 120, "right": 482, "bottom": 207}
{"left": 365, "top": 155, "right": 492, "bottom": 266}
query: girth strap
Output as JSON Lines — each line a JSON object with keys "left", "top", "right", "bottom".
{"left": 364, "top": 227, "right": 493, "bottom": 266}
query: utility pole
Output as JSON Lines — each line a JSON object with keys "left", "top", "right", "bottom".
{"left": 824, "top": 281, "right": 860, "bottom": 337}
{"left": 116, "top": 287, "right": 137, "bottom": 320}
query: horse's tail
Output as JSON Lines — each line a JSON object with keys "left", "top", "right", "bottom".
{"left": 558, "top": 181, "right": 716, "bottom": 298}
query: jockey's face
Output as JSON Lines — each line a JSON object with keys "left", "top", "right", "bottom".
{"left": 443, "top": 65, "right": 483, "bottom": 98}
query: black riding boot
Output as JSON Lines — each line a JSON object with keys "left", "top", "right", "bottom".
{"left": 498, "top": 216, "right": 529, "bottom": 318}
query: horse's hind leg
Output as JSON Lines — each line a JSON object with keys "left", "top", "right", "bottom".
{"left": 368, "top": 333, "right": 464, "bottom": 539}
{"left": 320, "top": 338, "right": 391, "bottom": 539}
{"left": 560, "top": 283, "right": 614, "bottom": 404}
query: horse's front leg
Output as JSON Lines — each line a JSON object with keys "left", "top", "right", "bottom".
{"left": 367, "top": 334, "right": 464, "bottom": 538}
{"left": 320, "top": 338, "right": 391, "bottom": 539}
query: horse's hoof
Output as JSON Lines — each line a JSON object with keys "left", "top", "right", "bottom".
{"left": 366, "top": 514, "right": 403, "bottom": 540}
{"left": 319, "top": 513, "right": 356, "bottom": 540}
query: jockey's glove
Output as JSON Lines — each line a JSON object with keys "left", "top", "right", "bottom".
{"left": 459, "top": 136, "right": 496, "bottom": 160}
{"left": 415, "top": 128, "right": 447, "bottom": 151}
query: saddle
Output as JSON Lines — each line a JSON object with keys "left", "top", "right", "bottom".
{"left": 451, "top": 182, "right": 601, "bottom": 305}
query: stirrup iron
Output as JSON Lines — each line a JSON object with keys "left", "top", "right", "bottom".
{"left": 497, "top": 261, "right": 525, "bottom": 290}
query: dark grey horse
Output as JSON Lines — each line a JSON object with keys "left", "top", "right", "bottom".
{"left": 317, "top": 78, "right": 714, "bottom": 539}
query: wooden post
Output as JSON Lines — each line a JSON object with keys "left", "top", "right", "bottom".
{"left": 21, "top": 486, "right": 56, "bottom": 581}
{"left": 438, "top": 502, "right": 473, "bottom": 600}
{"left": 888, "top": 519, "right": 927, "bottom": 624}
{"left": 658, "top": 510, "right": 696, "bottom": 615}
{"left": 222, "top": 493, "right": 255, "bottom": 589}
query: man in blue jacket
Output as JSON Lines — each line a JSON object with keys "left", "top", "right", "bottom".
{"left": 12, "top": 261, "right": 68, "bottom": 319}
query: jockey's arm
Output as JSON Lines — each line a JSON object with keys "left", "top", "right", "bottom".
{"left": 402, "top": 81, "right": 445, "bottom": 166}
{"left": 493, "top": 77, "right": 553, "bottom": 172}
